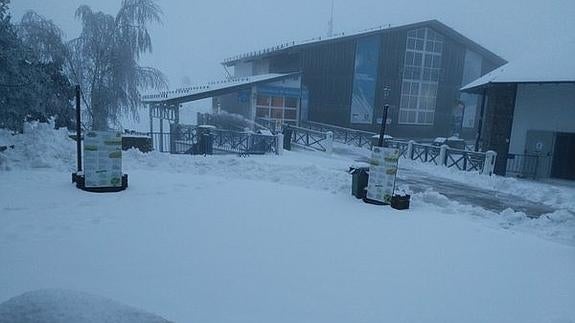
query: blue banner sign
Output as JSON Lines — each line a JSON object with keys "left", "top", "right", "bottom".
{"left": 350, "top": 36, "right": 380, "bottom": 124}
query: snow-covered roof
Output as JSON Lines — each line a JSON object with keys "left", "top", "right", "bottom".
{"left": 141, "top": 73, "right": 300, "bottom": 104}
{"left": 462, "top": 40, "right": 575, "bottom": 93}
{"left": 223, "top": 20, "right": 505, "bottom": 67}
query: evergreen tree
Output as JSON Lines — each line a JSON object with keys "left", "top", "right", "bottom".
{"left": 0, "top": 1, "right": 73, "bottom": 131}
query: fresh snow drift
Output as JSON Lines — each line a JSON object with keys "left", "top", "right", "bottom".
{"left": 0, "top": 289, "right": 171, "bottom": 323}
{"left": 1, "top": 123, "right": 574, "bottom": 323}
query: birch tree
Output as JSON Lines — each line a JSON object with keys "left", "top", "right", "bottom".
{"left": 68, "top": 0, "right": 166, "bottom": 130}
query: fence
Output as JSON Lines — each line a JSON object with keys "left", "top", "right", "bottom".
{"left": 255, "top": 118, "right": 282, "bottom": 134}
{"left": 169, "top": 125, "right": 198, "bottom": 154}
{"left": 293, "top": 121, "right": 496, "bottom": 174}
{"left": 394, "top": 140, "right": 496, "bottom": 174}
{"left": 284, "top": 125, "right": 333, "bottom": 153}
{"left": 211, "top": 128, "right": 279, "bottom": 155}
{"left": 144, "top": 125, "right": 279, "bottom": 155}
{"left": 301, "top": 121, "right": 376, "bottom": 149}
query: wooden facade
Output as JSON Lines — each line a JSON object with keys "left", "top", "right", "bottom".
{"left": 480, "top": 84, "right": 518, "bottom": 175}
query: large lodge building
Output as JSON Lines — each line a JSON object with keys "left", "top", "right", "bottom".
{"left": 216, "top": 20, "right": 506, "bottom": 141}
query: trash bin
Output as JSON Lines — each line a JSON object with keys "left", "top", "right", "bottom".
{"left": 391, "top": 194, "right": 410, "bottom": 210}
{"left": 200, "top": 133, "right": 213, "bottom": 155}
{"left": 283, "top": 127, "right": 293, "bottom": 151}
{"left": 350, "top": 167, "right": 369, "bottom": 199}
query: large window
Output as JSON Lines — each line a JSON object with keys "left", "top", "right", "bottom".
{"left": 350, "top": 36, "right": 381, "bottom": 124}
{"left": 399, "top": 28, "right": 444, "bottom": 125}
{"left": 256, "top": 94, "right": 298, "bottom": 124}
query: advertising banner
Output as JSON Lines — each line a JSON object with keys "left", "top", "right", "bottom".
{"left": 350, "top": 36, "right": 380, "bottom": 124}
{"left": 366, "top": 147, "right": 400, "bottom": 204}
{"left": 84, "top": 131, "right": 123, "bottom": 188}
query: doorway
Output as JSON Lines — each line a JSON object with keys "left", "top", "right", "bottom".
{"left": 551, "top": 132, "right": 575, "bottom": 180}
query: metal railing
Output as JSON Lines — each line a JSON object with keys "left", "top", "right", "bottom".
{"left": 285, "top": 125, "right": 333, "bottom": 153}
{"left": 211, "top": 128, "right": 277, "bottom": 155}
{"left": 386, "top": 140, "right": 409, "bottom": 158}
{"left": 445, "top": 149, "right": 487, "bottom": 172}
{"left": 255, "top": 118, "right": 282, "bottom": 134}
{"left": 411, "top": 143, "right": 442, "bottom": 165}
{"left": 296, "top": 121, "right": 496, "bottom": 174}
{"left": 301, "top": 121, "right": 376, "bottom": 149}
{"left": 147, "top": 125, "right": 278, "bottom": 155}
{"left": 170, "top": 125, "right": 198, "bottom": 154}
{"left": 148, "top": 132, "right": 172, "bottom": 153}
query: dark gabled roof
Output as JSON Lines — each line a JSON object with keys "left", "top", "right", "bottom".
{"left": 141, "top": 73, "right": 301, "bottom": 105}
{"left": 222, "top": 20, "right": 506, "bottom": 67}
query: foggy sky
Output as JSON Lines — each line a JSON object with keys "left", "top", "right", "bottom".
{"left": 10, "top": 0, "right": 575, "bottom": 88}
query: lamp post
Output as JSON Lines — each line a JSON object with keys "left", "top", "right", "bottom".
{"left": 377, "top": 85, "right": 392, "bottom": 147}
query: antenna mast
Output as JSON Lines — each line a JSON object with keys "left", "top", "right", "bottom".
{"left": 327, "top": 0, "right": 334, "bottom": 37}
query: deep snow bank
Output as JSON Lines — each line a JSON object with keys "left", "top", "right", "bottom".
{"left": 0, "top": 122, "right": 75, "bottom": 171}
{"left": 0, "top": 289, "right": 171, "bottom": 323}
{"left": 1, "top": 122, "right": 573, "bottom": 245}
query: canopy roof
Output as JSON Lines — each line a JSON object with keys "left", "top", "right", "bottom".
{"left": 142, "top": 73, "right": 300, "bottom": 105}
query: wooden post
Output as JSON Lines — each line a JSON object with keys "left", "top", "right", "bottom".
{"left": 475, "top": 89, "right": 487, "bottom": 152}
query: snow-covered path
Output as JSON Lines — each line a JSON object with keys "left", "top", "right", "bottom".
{"left": 1, "top": 159, "right": 575, "bottom": 322}
{"left": 334, "top": 144, "right": 568, "bottom": 217}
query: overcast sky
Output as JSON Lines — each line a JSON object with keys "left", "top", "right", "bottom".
{"left": 9, "top": 0, "right": 575, "bottom": 88}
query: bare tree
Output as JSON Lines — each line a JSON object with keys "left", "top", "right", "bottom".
{"left": 68, "top": 0, "right": 166, "bottom": 130}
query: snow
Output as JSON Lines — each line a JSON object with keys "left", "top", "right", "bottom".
{"left": 141, "top": 73, "right": 297, "bottom": 103}
{"left": 462, "top": 39, "right": 575, "bottom": 92}
{"left": 0, "top": 122, "right": 75, "bottom": 171}
{"left": 0, "top": 289, "right": 171, "bottom": 323}
{"left": 1, "top": 122, "right": 575, "bottom": 322}
{"left": 401, "top": 159, "right": 575, "bottom": 214}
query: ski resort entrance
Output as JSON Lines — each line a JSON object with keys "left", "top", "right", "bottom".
{"left": 141, "top": 73, "right": 301, "bottom": 155}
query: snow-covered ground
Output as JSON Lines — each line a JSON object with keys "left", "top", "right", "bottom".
{"left": 0, "top": 289, "right": 171, "bottom": 323}
{"left": 1, "top": 123, "right": 575, "bottom": 322}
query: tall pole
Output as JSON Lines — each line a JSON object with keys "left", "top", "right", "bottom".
{"left": 378, "top": 104, "right": 390, "bottom": 147}
{"left": 75, "top": 85, "right": 82, "bottom": 172}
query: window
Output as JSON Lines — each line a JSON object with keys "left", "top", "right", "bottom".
{"left": 271, "top": 108, "right": 283, "bottom": 119}
{"left": 257, "top": 95, "right": 270, "bottom": 106}
{"left": 285, "top": 97, "right": 298, "bottom": 108}
{"left": 256, "top": 107, "right": 269, "bottom": 118}
{"left": 255, "top": 94, "right": 299, "bottom": 123}
{"left": 399, "top": 28, "right": 444, "bottom": 125}
{"left": 284, "top": 109, "right": 297, "bottom": 120}
{"left": 271, "top": 96, "right": 284, "bottom": 107}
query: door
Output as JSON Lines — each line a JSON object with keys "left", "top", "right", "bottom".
{"left": 551, "top": 132, "right": 575, "bottom": 180}
{"left": 525, "top": 130, "right": 555, "bottom": 179}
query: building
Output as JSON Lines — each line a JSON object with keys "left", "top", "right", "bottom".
{"left": 462, "top": 44, "right": 575, "bottom": 180}
{"left": 218, "top": 20, "right": 506, "bottom": 141}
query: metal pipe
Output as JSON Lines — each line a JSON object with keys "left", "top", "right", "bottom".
{"left": 75, "top": 85, "right": 82, "bottom": 172}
